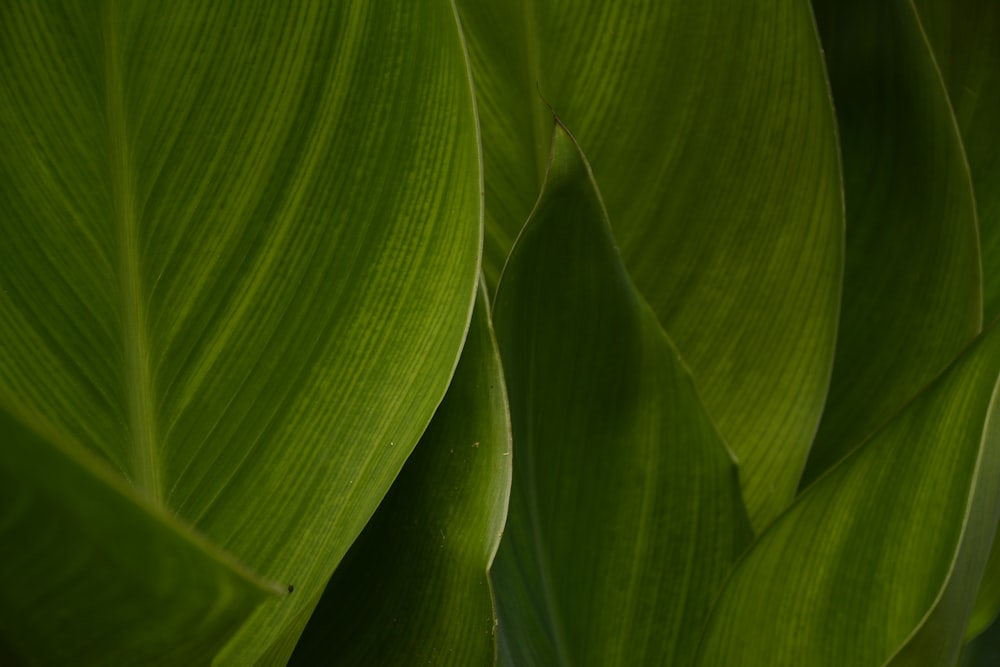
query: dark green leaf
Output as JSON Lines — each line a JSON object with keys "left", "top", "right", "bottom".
{"left": 912, "top": 0, "right": 1000, "bottom": 323}
{"left": 492, "top": 122, "right": 751, "bottom": 666}
{"left": 458, "top": 0, "right": 844, "bottom": 529}
{"left": 801, "top": 0, "right": 981, "bottom": 487}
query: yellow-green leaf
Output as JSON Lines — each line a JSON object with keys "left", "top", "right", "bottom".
{"left": 0, "top": 2, "right": 481, "bottom": 662}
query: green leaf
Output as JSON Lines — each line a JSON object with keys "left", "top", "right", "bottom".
{"left": 458, "top": 0, "right": 843, "bottom": 529}
{"left": 287, "top": 280, "right": 512, "bottom": 666}
{"left": 0, "top": 397, "right": 278, "bottom": 666}
{"left": 491, "top": 121, "right": 751, "bottom": 666}
{"left": 960, "top": 612, "right": 1000, "bottom": 667}
{"left": 695, "top": 324, "right": 1000, "bottom": 667}
{"left": 0, "top": 2, "right": 481, "bottom": 662}
{"left": 801, "top": 0, "right": 982, "bottom": 487}
{"left": 965, "top": 535, "right": 1000, "bottom": 642}
{"left": 912, "top": 0, "right": 1000, "bottom": 323}
{"left": 911, "top": 2, "right": 1000, "bottom": 642}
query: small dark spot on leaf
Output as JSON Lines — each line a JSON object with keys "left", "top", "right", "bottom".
{"left": 287, "top": 584, "right": 294, "bottom": 593}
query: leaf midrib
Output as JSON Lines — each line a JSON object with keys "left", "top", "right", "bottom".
{"left": 103, "top": 5, "right": 161, "bottom": 503}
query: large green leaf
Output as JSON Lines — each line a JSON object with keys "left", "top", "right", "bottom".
{"left": 491, "top": 122, "right": 751, "bottom": 666}
{"left": 801, "top": 0, "right": 981, "bottom": 487}
{"left": 0, "top": 396, "right": 278, "bottom": 666}
{"left": 458, "top": 0, "right": 843, "bottom": 529}
{"left": 288, "top": 280, "right": 512, "bottom": 666}
{"left": 696, "top": 324, "right": 1000, "bottom": 666}
{"left": 0, "top": 2, "right": 481, "bottom": 663}
{"left": 912, "top": 0, "right": 1000, "bottom": 323}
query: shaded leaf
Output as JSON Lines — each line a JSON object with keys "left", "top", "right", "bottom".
{"left": 696, "top": 324, "right": 1000, "bottom": 667}
{"left": 0, "top": 397, "right": 277, "bottom": 666}
{"left": 0, "top": 2, "right": 481, "bottom": 662}
{"left": 801, "top": 0, "right": 981, "bottom": 487}
{"left": 965, "top": 536, "right": 1000, "bottom": 642}
{"left": 960, "top": 611, "right": 1000, "bottom": 667}
{"left": 912, "top": 0, "right": 1000, "bottom": 323}
{"left": 288, "top": 280, "right": 512, "bottom": 666}
{"left": 491, "top": 122, "right": 751, "bottom": 666}
{"left": 458, "top": 0, "right": 843, "bottom": 529}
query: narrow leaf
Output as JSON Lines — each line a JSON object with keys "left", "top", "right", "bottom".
{"left": 801, "top": 0, "right": 982, "bottom": 486}
{"left": 288, "top": 280, "right": 512, "bottom": 666}
{"left": 492, "top": 121, "right": 751, "bottom": 666}
{"left": 912, "top": 0, "right": 1000, "bottom": 323}
{"left": 696, "top": 324, "right": 1000, "bottom": 667}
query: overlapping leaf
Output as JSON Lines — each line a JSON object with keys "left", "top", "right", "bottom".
{"left": 912, "top": 0, "right": 1000, "bottom": 323}
{"left": 696, "top": 324, "right": 1000, "bottom": 667}
{"left": 288, "top": 281, "right": 511, "bottom": 666}
{"left": 0, "top": 397, "right": 278, "bottom": 666}
{"left": 491, "top": 122, "right": 751, "bottom": 666}
{"left": 801, "top": 0, "right": 981, "bottom": 486}
{"left": 458, "top": 0, "right": 843, "bottom": 529}
{"left": 0, "top": 2, "right": 481, "bottom": 663}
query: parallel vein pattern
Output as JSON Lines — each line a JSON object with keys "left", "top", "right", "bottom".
{"left": 458, "top": 0, "right": 844, "bottom": 529}
{"left": 0, "top": 2, "right": 481, "bottom": 662}
{"left": 492, "top": 123, "right": 751, "bottom": 666}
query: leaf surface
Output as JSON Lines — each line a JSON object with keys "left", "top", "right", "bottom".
{"left": 696, "top": 324, "right": 1000, "bottom": 667}
{"left": 287, "top": 280, "right": 512, "bottom": 666}
{"left": 491, "top": 122, "right": 751, "bottom": 666}
{"left": 0, "top": 2, "right": 481, "bottom": 662}
{"left": 458, "top": 0, "right": 843, "bottom": 529}
{"left": 912, "top": 0, "right": 1000, "bottom": 323}
{"left": 801, "top": 0, "right": 982, "bottom": 486}
{"left": 0, "top": 397, "right": 278, "bottom": 666}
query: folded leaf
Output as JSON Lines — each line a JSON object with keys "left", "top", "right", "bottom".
{"left": 696, "top": 324, "right": 1000, "bottom": 666}
{"left": 288, "top": 280, "right": 512, "bottom": 666}
{"left": 0, "top": 2, "right": 481, "bottom": 662}
{"left": 458, "top": 0, "right": 843, "bottom": 530}
{"left": 492, "top": 122, "right": 751, "bottom": 666}
{"left": 0, "top": 397, "right": 278, "bottom": 666}
{"left": 801, "top": 0, "right": 981, "bottom": 487}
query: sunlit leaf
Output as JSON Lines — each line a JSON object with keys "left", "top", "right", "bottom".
{"left": 491, "top": 121, "right": 751, "bottom": 666}
{"left": 288, "top": 281, "right": 512, "bottom": 666}
{"left": 0, "top": 2, "right": 481, "bottom": 662}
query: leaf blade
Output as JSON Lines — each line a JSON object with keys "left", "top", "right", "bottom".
{"left": 458, "top": 0, "right": 844, "bottom": 529}
{"left": 0, "top": 2, "right": 482, "bottom": 661}
{"left": 492, "top": 121, "right": 751, "bottom": 666}
{"left": 801, "top": 0, "right": 982, "bottom": 487}
{"left": 696, "top": 325, "right": 1000, "bottom": 667}
{"left": 288, "top": 280, "right": 512, "bottom": 666}
{"left": 0, "top": 397, "right": 277, "bottom": 666}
